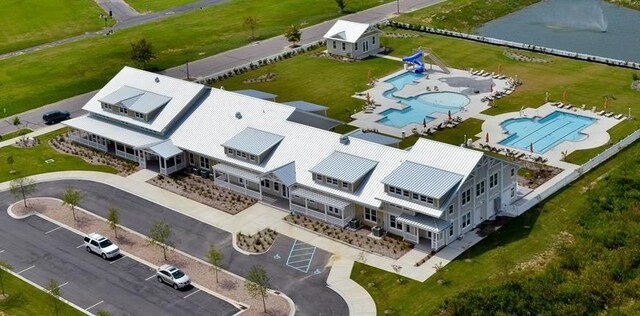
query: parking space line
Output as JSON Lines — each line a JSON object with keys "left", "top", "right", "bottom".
{"left": 0, "top": 249, "right": 5, "bottom": 254}
{"left": 290, "top": 247, "right": 316, "bottom": 252}
{"left": 183, "top": 289, "right": 201, "bottom": 299}
{"left": 145, "top": 274, "right": 156, "bottom": 281}
{"left": 85, "top": 300, "right": 104, "bottom": 310}
{"left": 289, "top": 252, "right": 314, "bottom": 258}
{"left": 45, "top": 226, "right": 62, "bottom": 234}
{"left": 109, "top": 256, "right": 125, "bottom": 265}
{"left": 16, "top": 265, "right": 35, "bottom": 274}
{"left": 287, "top": 258, "right": 312, "bottom": 265}
{"left": 76, "top": 244, "right": 85, "bottom": 248}
{"left": 286, "top": 240, "right": 317, "bottom": 273}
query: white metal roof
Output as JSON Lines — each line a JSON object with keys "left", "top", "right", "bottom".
{"left": 282, "top": 101, "right": 328, "bottom": 113}
{"left": 262, "top": 162, "right": 297, "bottom": 187}
{"left": 382, "top": 161, "right": 462, "bottom": 198}
{"left": 64, "top": 115, "right": 163, "bottom": 147}
{"left": 100, "top": 86, "right": 172, "bottom": 114}
{"left": 309, "top": 151, "right": 378, "bottom": 184}
{"left": 147, "top": 140, "right": 182, "bottom": 158}
{"left": 397, "top": 213, "right": 451, "bottom": 233}
{"left": 348, "top": 130, "right": 400, "bottom": 146}
{"left": 212, "top": 163, "right": 260, "bottom": 183}
{"left": 376, "top": 193, "right": 443, "bottom": 218}
{"left": 323, "top": 20, "right": 379, "bottom": 43}
{"left": 290, "top": 187, "right": 351, "bottom": 208}
{"left": 222, "top": 127, "right": 284, "bottom": 156}
{"left": 234, "top": 89, "right": 277, "bottom": 100}
{"left": 405, "top": 139, "right": 483, "bottom": 179}
{"left": 83, "top": 66, "right": 207, "bottom": 134}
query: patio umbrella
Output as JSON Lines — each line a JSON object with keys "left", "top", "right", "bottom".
{"left": 497, "top": 64, "right": 502, "bottom": 74}
{"left": 423, "top": 118, "right": 427, "bottom": 128}
{"left": 562, "top": 90, "right": 567, "bottom": 103}
{"left": 530, "top": 143, "right": 534, "bottom": 153}
{"left": 485, "top": 133, "right": 489, "bottom": 143}
{"left": 448, "top": 110, "right": 452, "bottom": 121}
{"left": 604, "top": 97, "right": 609, "bottom": 110}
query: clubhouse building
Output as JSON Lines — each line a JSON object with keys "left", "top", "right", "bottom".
{"left": 64, "top": 67, "right": 520, "bottom": 251}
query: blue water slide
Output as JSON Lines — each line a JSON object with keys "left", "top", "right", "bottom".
{"left": 402, "top": 50, "right": 424, "bottom": 73}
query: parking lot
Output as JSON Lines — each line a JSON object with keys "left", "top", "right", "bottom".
{"left": 0, "top": 212, "right": 239, "bottom": 316}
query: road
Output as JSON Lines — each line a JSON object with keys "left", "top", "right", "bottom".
{"left": 0, "top": 0, "right": 444, "bottom": 135}
{"left": 0, "top": 203, "right": 238, "bottom": 316}
{"left": 1, "top": 180, "right": 347, "bottom": 315}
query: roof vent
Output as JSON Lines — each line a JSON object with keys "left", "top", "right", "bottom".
{"left": 155, "top": 77, "right": 160, "bottom": 83}
{"left": 235, "top": 112, "right": 242, "bottom": 119}
{"left": 339, "top": 135, "right": 350, "bottom": 145}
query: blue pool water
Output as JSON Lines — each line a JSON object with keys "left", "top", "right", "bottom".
{"left": 376, "top": 72, "right": 470, "bottom": 128}
{"left": 499, "top": 111, "right": 596, "bottom": 153}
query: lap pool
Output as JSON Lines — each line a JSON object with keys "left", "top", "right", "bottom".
{"left": 499, "top": 111, "right": 596, "bottom": 153}
{"left": 376, "top": 72, "right": 470, "bottom": 128}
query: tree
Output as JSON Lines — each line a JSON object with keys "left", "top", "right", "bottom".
{"left": 335, "top": 0, "right": 346, "bottom": 13}
{"left": 245, "top": 265, "right": 270, "bottom": 313}
{"left": 0, "top": 260, "right": 13, "bottom": 297}
{"left": 6, "top": 156, "right": 15, "bottom": 174}
{"left": 107, "top": 207, "right": 120, "bottom": 239}
{"left": 12, "top": 116, "right": 20, "bottom": 128}
{"left": 96, "top": 310, "right": 112, "bottom": 316}
{"left": 130, "top": 38, "right": 156, "bottom": 69}
{"left": 206, "top": 244, "right": 224, "bottom": 283}
{"left": 284, "top": 24, "right": 302, "bottom": 47}
{"left": 9, "top": 177, "right": 36, "bottom": 208}
{"left": 62, "top": 187, "right": 81, "bottom": 221}
{"left": 243, "top": 16, "right": 259, "bottom": 40}
{"left": 47, "top": 278, "right": 63, "bottom": 316}
{"left": 148, "top": 220, "right": 172, "bottom": 260}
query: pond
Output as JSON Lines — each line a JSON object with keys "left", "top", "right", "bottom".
{"left": 476, "top": 0, "right": 640, "bottom": 63}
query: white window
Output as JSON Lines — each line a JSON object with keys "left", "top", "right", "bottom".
{"left": 119, "top": 107, "right": 128, "bottom": 114}
{"left": 342, "top": 182, "right": 349, "bottom": 189}
{"left": 364, "top": 207, "right": 377, "bottom": 222}
{"left": 241, "top": 152, "right": 247, "bottom": 158}
{"left": 236, "top": 151, "right": 242, "bottom": 157}
{"left": 389, "top": 215, "right": 402, "bottom": 230}
{"left": 420, "top": 195, "right": 427, "bottom": 202}
{"left": 388, "top": 186, "right": 396, "bottom": 194}
{"left": 461, "top": 212, "right": 471, "bottom": 228}
{"left": 448, "top": 204, "right": 454, "bottom": 214}
{"left": 239, "top": 178, "right": 244, "bottom": 184}
{"left": 308, "top": 199, "right": 315, "bottom": 206}
{"left": 449, "top": 225, "right": 454, "bottom": 237}
{"left": 342, "top": 42, "right": 346, "bottom": 50}
{"left": 511, "top": 168, "right": 515, "bottom": 177}
{"left": 476, "top": 181, "right": 485, "bottom": 197}
{"left": 249, "top": 155, "right": 256, "bottom": 161}
{"left": 490, "top": 173, "right": 499, "bottom": 188}
{"left": 274, "top": 182, "right": 280, "bottom": 191}
{"left": 200, "top": 157, "right": 209, "bottom": 169}
{"left": 175, "top": 154, "right": 182, "bottom": 164}
{"left": 332, "top": 40, "right": 336, "bottom": 49}
{"left": 326, "top": 177, "right": 338, "bottom": 185}
{"left": 328, "top": 206, "right": 340, "bottom": 215}
{"left": 188, "top": 153, "right": 194, "bottom": 165}
{"left": 372, "top": 36, "right": 376, "bottom": 44}
{"left": 262, "top": 179, "right": 270, "bottom": 188}
{"left": 316, "top": 174, "right": 322, "bottom": 181}
{"left": 354, "top": 42, "right": 358, "bottom": 51}
{"left": 462, "top": 188, "right": 471, "bottom": 205}
{"left": 227, "top": 148, "right": 233, "bottom": 154}
{"left": 405, "top": 224, "right": 411, "bottom": 233}
{"left": 510, "top": 187, "right": 515, "bottom": 197}
{"left": 427, "top": 197, "right": 434, "bottom": 204}
{"left": 402, "top": 190, "right": 409, "bottom": 197}
{"left": 135, "top": 112, "right": 144, "bottom": 119}
{"left": 103, "top": 103, "right": 112, "bottom": 110}
{"left": 412, "top": 193, "right": 419, "bottom": 200}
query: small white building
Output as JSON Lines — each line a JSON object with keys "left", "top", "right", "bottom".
{"left": 323, "top": 20, "right": 382, "bottom": 59}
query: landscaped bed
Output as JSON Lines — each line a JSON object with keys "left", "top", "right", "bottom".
{"left": 236, "top": 229, "right": 278, "bottom": 254}
{"left": 285, "top": 214, "right": 412, "bottom": 259}
{"left": 147, "top": 173, "right": 256, "bottom": 215}
{"left": 49, "top": 134, "right": 138, "bottom": 176}
{"left": 11, "top": 198, "right": 290, "bottom": 316}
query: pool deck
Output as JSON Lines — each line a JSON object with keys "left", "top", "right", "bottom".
{"left": 349, "top": 65, "right": 512, "bottom": 138}
{"left": 474, "top": 102, "right": 623, "bottom": 165}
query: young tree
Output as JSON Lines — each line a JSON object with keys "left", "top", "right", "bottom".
{"left": 206, "top": 244, "right": 224, "bottom": 283}
{"left": 62, "top": 187, "right": 81, "bottom": 221}
{"left": 9, "top": 177, "right": 36, "bottom": 208}
{"left": 96, "top": 310, "right": 112, "bottom": 316}
{"left": 130, "top": 38, "right": 156, "bottom": 69}
{"left": 0, "top": 260, "right": 13, "bottom": 297}
{"left": 335, "top": 0, "right": 346, "bottom": 13}
{"left": 245, "top": 265, "right": 270, "bottom": 313}
{"left": 243, "top": 16, "right": 259, "bottom": 40}
{"left": 148, "top": 220, "right": 172, "bottom": 260}
{"left": 284, "top": 24, "right": 302, "bottom": 47}
{"left": 47, "top": 278, "right": 63, "bottom": 316}
{"left": 6, "top": 156, "right": 15, "bottom": 174}
{"left": 107, "top": 207, "right": 120, "bottom": 239}
{"left": 12, "top": 116, "right": 21, "bottom": 128}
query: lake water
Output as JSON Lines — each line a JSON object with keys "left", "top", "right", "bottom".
{"left": 476, "top": 0, "right": 640, "bottom": 63}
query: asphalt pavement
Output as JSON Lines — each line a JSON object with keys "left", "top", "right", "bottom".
{"left": 0, "top": 203, "right": 238, "bottom": 316}
{"left": 2, "top": 180, "right": 347, "bottom": 315}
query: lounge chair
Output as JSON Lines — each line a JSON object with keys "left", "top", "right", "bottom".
{"left": 558, "top": 103, "right": 565, "bottom": 109}
{"left": 591, "top": 106, "right": 597, "bottom": 112}
{"left": 565, "top": 105, "right": 573, "bottom": 110}
{"left": 551, "top": 102, "right": 558, "bottom": 107}
{"left": 364, "top": 108, "right": 374, "bottom": 114}
{"left": 605, "top": 112, "right": 614, "bottom": 117}
{"left": 581, "top": 104, "right": 586, "bottom": 110}
{"left": 597, "top": 110, "right": 605, "bottom": 116}
{"left": 614, "top": 114, "right": 623, "bottom": 120}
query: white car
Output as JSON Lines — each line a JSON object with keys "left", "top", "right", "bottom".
{"left": 83, "top": 233, "right": 120, "bottom": 259}
{"left": 157, "top": 265, "right": 191, "bottom": 289}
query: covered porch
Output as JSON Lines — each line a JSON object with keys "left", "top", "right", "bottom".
{"left": 397, "top": 213, "right": 451, "bottom": 251}
{"left": 137, "top": 140, "right": 185, "bottom": 175}
{"left": 289, "top": 187, "right": 354, "bottom": 227}
{"left": 212, "top": 163, "right": 262, "bottom": 199}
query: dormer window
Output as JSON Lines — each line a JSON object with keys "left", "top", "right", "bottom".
{"left": 342, "top": 182, "right": 349, "bottom": 189}
{"left": 227, "top": 148, "right": 233, "bottom": 154}
{"left": 119, "top": 107, "right": 128, "bottom": 114}
{"left": 249, "top": 155, "right": 256, "bottom": 161}
{"left": 135, "top": 112, "right": 144, "bottom": 119}
{"left": 102, "top": 103, "right": 112, "bottom": 110}
{"left": 316, "top": 174, "right": 322, "bottom": 181}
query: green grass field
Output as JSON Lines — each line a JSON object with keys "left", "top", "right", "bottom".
{"left": 351, "top": 137, "right": 640, "bottom": 314}
{"left": 0, "top": 0, "right": 106, "bottom": 55}
{"left": 0, "top": 270, "right": 84, "bottom": 316}
{"left": 0, "top": 129, "right": 115, "bottom": 182}
{"left": 125, "top": 0, "right": 199, "bottom": 12}
{"left": 0, "top": 0, "right": 390, "bottom": 119}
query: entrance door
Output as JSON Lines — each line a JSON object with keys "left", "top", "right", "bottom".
{"left": 363, "top": 40, "right": 369, "bottom": 52}
{"left": 493, "top": 197, "right": 501, "bottom": 216}
{"left": 282, "top": 186, "right": 288, "bottom": 198}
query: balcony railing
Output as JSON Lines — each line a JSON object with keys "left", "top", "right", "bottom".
{"left": 214, "top": 178, "right": 261, "bottom": 199}
{"left": 69, "top": 133, "right": 107, "bottom": 151}
{"left": 290, "top": 203, "right": 350, "bottom": 227}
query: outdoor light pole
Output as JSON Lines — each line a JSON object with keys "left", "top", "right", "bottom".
{"left": 396, "top": 0, "right": 400, "bottom": 14}
{"left": 186, "top": 60, "right": 190, "bottom": 80}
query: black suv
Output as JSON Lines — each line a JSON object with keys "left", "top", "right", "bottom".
{"left": 42, "top": 110, "right": 70, "bottom": 124}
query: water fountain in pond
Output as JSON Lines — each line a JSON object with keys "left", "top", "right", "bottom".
{"left": 537, "top": 0, "right": 608, "bottom": 32}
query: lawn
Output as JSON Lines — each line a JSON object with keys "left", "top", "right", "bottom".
{"left": 565, "top": 118, "right": 640, "bottom": 164}
{"left": 0, "top": 270, "right": 84, "bottom": 316}
{"left": 0, "top": 129, "right": 115, "bottom": 182}
{"left": 0, "top": 0, "right": 105, "bottom": 55}
{"left": 125, "top": 0, "right": 199, "bottom": 12}
{"left": 351, "top": 137, "right": 640, "bottom": 315}
{"left": 0, "top": 0, "right": 390, "bottom": 119}
{"left": 1, "top": 129, "right": 32, "bottom": 141}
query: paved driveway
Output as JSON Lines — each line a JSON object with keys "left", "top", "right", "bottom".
{"left": 2, "top": 179, "right": 348, "bottom": 315}
{"left": 0, "top": 205, "right": 238, "bottom": 316}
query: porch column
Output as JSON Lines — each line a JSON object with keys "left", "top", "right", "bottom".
{"left": 243, "top": 179, "right": 248, "bottom": 195}
{"left": 304, "top": 198, "right": 309, "bottom": 216}
{"left": 324, "top": 205, "right": 328, "bottom": 221}
{"left": 433, "top": 232, "right": 437, "bottom": 250}
{"left": 258, "top": 181, "right": 263, "bottom": 200}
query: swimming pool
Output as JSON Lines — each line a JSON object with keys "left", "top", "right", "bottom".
{"left": 376, "top": 72, "right": 470, "bottom": 128}
{"left": 499, "top": 111, "right": 596, "bottom": 153}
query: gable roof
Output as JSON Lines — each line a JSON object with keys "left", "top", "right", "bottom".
{"left": 100, "top": 86, "right": 172, "bottom": 114}
{"left": 222, "top": 127, "right": 284, "bottom": 156}
{"left": 382, "top": 161, "right": 462, "bottom": 198}
{"left": 347, "top": 130, "right": 400, "bottom": 146}
{"left": 309, "top": 151, "right": 378, "bottom": 184}
{"left": 83, "top": 66, "right": 207, "bottom": 135}
{"left": 286, "top": 110, "right": 343, "bottom": 130}
{"left": 323, "top": 20, "right": 379, "bottom": 43}
{"left": 282, "top": 101, "right": 328, "bottom": 113}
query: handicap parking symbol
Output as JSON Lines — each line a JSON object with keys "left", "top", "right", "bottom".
{"left": 273, "top": 253, "right": 281, "bottom": 260}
